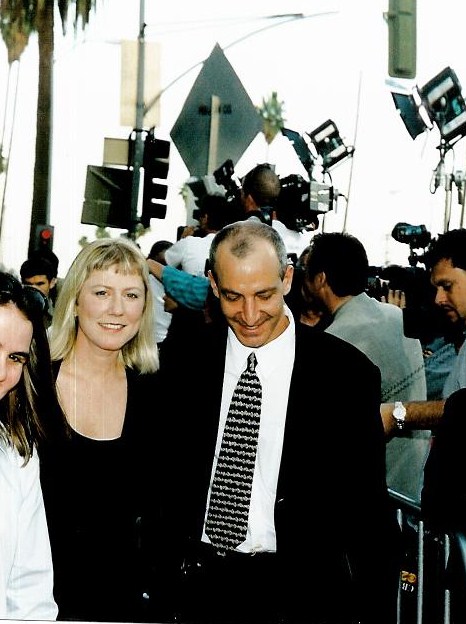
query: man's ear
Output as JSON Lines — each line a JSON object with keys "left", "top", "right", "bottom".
{"left": 243, "top": 193, "right": 256, "bottom": 212}
{"left": 313, "top": 271, "right": 327, "bottom": 291}
{"left": 50, "top": 277, "right": 57, "bottom": 289}
{"left": 208, "top": 270, "right": 220, "bottom": 298}
{"left": 283, "top": 264, "right": 294, "bottom": 296}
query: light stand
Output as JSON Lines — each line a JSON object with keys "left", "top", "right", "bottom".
{"left": 308, "top": 120, "right": 354, "bottom": 232}
{"left": 458, "top": 170, "right": 466, "bottom": 227}
{"left": 420, "top": 67, "right": 466, "bottom": 233}
{"left": 430, "top": 142, "right": 454, "bottom": 233}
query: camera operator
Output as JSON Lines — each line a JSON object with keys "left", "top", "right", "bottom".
{"left": 240, "top": 163, "right": 280, "bottom": 224}
{"left": 240, "top": 164, "right": 312, "bottom": 257}
{"left": 380, "top": 228, "right": 466, "bottom": 437}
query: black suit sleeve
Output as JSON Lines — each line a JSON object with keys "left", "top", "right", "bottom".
{"left": 422, "top": 388, "right": 466, "bottom": 533}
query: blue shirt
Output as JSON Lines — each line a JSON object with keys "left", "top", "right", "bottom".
{"left": 162, "top": 265, "right": 209, "bottom": 310}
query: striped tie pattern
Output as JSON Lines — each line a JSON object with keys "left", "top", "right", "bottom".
{"left": 205, "top": 352, "right": 262, "bottom": 556}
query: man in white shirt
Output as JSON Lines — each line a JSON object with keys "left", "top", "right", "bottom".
{"left": 165, "top": 194, "right": 233, "bottom": 277}
{"left": 161, "top": 220, "right": 401, "bottom": 624}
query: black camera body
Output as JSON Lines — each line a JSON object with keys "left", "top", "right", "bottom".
{"left": 368, "top": 223, "right": 452, "bottom": 345}
{"left": 367, "top": 263, "right": 447, "bottom": 344}
{"left": 391, "top": 222, "right": 432, "bottom": 260}
{"left": 212, "top": 160, "right": 334, "bottom": 232}
{"left": 212, "top": 159, "right": 243, "bottom": 216}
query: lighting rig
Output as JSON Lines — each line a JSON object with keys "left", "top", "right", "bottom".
{"left": 281, "top": 120, "right": 354, "bottom": 229}
{"left": 390, "top": 66, "right": 466, "bottom": 230}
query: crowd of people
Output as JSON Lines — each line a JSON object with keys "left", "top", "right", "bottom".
{"left": 2, "top": 162, "right": 466, "bottom": 623}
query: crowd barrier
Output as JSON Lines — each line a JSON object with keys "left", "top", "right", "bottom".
{"left": 390, "top": 488, "right": 466, "bottom": 624}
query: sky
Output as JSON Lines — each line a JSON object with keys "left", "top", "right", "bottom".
{"left": 1, "top": 0, "right": 466, "bottom": 276}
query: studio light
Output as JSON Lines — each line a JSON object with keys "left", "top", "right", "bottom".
{"left": 419, "top": 67, "right": 466, "bottom": 144}
{"left": 308, "top": 120, "right": 354, "bottom": 171}
{"left": 391, "top": 91, "right": 430, "bottom": 139}
{"left": 389, "top": 67, "right": 466, "bottom": 146}
{"left": 281, "top": 127, "right": 315, "bottom": 175}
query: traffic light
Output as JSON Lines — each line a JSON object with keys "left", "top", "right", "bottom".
{"left": 34, "top": 224, "right": 54, "bottom": 252}
{"left": 386, "top": 0, "right": 416, "bottom": 79}
{"left": 141, "top": 129, "right": 170, "bottom": 228}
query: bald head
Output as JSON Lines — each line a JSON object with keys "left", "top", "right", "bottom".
{"left": 209, "top": 220, "right": 288, "bottom": 281}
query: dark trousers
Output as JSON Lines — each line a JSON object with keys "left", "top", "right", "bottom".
{"left": 177, "top": 542, "right": 282, "bottom": 624}
{"left": 176, "top": 543, "right": 359, "bottom": 624}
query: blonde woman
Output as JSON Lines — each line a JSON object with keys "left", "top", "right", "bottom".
{"left": 40, "top": 238, "right": 173, "bottom": 622}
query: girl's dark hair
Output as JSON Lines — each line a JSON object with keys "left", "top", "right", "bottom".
{"left": 0, "top": 271, "right": 67, "bottom": 461}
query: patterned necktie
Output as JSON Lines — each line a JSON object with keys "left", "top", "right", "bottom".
{"left": 205, "top": 352, "right": 262, "bottom": 556}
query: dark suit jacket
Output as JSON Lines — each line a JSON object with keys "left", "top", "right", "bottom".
{"left": 422, "top": 388, "right": 466, "bottom": 533}
{"left": 162, "top": 320, "right": 401, "bottom": 623}
{"left": 421, "top": 388, "right": 466, "bottom": 621}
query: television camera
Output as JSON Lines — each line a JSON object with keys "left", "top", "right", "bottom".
{"left": 369, "top": 222, "right": 451, "bottom": 344}
{"left": 211, "top": 159, "right": 335, "bottom": 232}
{"left": 391, "top": 222, "right": 432, "bottom": 266}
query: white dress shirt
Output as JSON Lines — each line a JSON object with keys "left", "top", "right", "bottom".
{"left": 0, "top": 439, "right": 58, "bottom": 620}
{"left": 203, "top": 308, "right": 296, "bottom": 553}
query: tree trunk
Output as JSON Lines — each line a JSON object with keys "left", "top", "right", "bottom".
{"left": 28, "top": 1, "right": 54, "bottom": 256}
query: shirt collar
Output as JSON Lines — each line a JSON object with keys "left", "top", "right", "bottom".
{"left": 227, "top": 306, "right": 295, "bottom": 378}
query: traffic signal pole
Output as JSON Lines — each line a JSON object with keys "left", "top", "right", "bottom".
{"left": 128, "top": 0, "right": 146, "bottom": 239}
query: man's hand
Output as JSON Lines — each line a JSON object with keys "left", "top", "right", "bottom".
{"left": 180, "top": 225, "right": 198, "bottom": 238}
{"left": 381, "top": 289, "right": 406, "bottom": 309}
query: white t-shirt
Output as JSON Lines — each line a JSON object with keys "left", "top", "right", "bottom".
{"left": 164, "top": 232, "right": 216, "bottom": 276}
{"left": 272, "top": 219, "right": 312, "bottom": 258}
{"left": 149, "top": 274, "right": 172, "bottom": 343}
{"left": 0, "top": 439, "right": 57, "bottom": 620}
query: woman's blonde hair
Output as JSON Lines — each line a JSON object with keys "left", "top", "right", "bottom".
{"left": 49, "top": 238, "right": 159, "bottom": 373}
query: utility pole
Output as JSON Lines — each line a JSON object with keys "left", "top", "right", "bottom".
{"left": 128, "top": 0, "right": 146, "bottom": 239}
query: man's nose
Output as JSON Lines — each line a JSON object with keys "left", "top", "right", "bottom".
{"left": 242, "top": 299, "right": 260, "bottom": 325}
{"left": 434, "top": 289, "right": 447, "bottom": 306}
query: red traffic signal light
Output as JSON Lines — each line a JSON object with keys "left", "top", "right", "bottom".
{"left": 34, "top": 224, "right": 54, "bottom": 252}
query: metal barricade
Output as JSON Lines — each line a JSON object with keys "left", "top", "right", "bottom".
{"left": 390, "top": 489, "right": 452, "bottom": 624}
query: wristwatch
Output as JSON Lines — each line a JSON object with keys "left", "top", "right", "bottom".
{"left": 393, "top": 401, "right": 407, "bottom": 431}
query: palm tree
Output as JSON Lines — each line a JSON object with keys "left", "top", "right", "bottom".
{"left": 256, "top": 91, "right": 286, "bottom": 145}
{"left": 0, "top": 0, "right": 96, "bottom": 255}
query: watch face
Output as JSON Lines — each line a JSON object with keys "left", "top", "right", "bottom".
{"left": 395, "top": 406, "right": 406, "bottom": 418}
{"left": 393, "top": 403, "right": 406, "bottom": 428}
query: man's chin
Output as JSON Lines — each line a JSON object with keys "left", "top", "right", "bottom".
{"left": 233, "top": 326, "right": 267, "bottom": 348}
